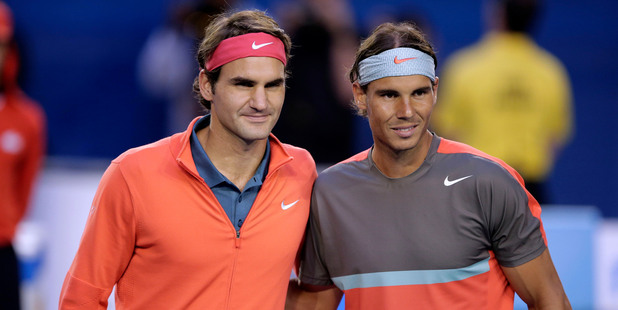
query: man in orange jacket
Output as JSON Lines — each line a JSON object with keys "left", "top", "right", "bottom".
{"left": 59, "top": 10, "right": 317, "bottom": 309}
{"left": 0, "top": 2, "right": 46, "bottom": 309}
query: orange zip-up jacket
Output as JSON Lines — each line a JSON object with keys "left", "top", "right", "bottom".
{"left": 59, "top": 118, "right": 317, "bottom": 309}
{"left": 0, "top": 39, "right": 46, "bottom": 246}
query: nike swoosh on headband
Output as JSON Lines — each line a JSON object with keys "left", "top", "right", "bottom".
{"left": 394, "top": 56, "right": 417, "bottom": 64}
{"left": 252, "top": 41, "right": 274, "bottom": 49}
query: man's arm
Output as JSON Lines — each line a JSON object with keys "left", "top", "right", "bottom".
{"left": 502, "top": 248, "right": 571, "bottom": 309}
{"left": 286, "top": 279, "right": 343, "bottom": 310}
{"left": 59, "top": 163, "right": 136, "bottom": 309}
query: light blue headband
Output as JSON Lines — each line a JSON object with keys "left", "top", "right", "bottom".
{"left": 358, "top": 47, "right": 435, "bottom": 86}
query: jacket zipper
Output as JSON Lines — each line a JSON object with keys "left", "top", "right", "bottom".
{"left": 225, "top": 243, "right": 241, "bottom": 309}
{"left": 177, "top": 150, "right": 294, "bottom": 308}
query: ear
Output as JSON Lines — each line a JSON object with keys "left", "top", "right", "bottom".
{"left": 198, "top": 69, "right": 214, "bottom": 101}
{"left": 432, "top": 76, "right": 439, "bottom": 105}
{"left": 352, "top": 82, "right": 367, "bottom": 111}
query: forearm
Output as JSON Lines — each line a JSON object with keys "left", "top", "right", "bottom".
{"left": 286, "top": 279, "right": 314, "bottom": 310}
{"left": 286, "top": 279, "right": 342, "bottom": 310}
{"left": 503, "top": 249, "right": 571, "bottom": 310}
{"left": 526, "top": 296, "right": 571, "bottom": 310}
{"left": 522, "top": 276, "right": 571, "bottom": 310}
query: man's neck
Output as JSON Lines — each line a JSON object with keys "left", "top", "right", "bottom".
{"left": 372, "top": 131, "right": 433, "bottom": 179}
{"left": 196, "top": 126, "right": 268, "bottom": 191}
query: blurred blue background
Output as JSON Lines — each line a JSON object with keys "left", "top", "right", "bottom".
{"left": 4, "top": 0, "right": 618, "bottom": 309}
{"left": 7, "top": 0, "right": 618, "bottom": 218}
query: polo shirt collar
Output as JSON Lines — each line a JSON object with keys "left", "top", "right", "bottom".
{"left": 190, "top": 115, "right": 270, "bottom": 189}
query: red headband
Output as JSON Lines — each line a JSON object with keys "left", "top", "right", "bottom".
{"left": 205, "top": 32, "right": 287, "bottom": 71}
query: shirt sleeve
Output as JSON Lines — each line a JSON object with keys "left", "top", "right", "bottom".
{"left": 299, "top": 189, "right": 336, "bottom": 287}
{"left": 59, "top": 162, "right": 137, "bottom": 309}
{"left": 482, "top": 165, "right": 546, "bottom": 267}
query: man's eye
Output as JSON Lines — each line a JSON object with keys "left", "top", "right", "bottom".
{"left": 265, "top": 81, "right": 283, "bottom": 88}
{"left": 413, "top": 90, "right": 428, "bottom": 97}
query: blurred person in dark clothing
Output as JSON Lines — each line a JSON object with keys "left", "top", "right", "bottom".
{"left": 273, "top": 0, "right": 359, "bottom": 164}
{"left": 0, "top": 1, "right": 46, "bottom": 309}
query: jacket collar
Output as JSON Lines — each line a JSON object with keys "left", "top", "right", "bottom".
{"left": 170, "top": 116, "right": 294, "bottom": 177}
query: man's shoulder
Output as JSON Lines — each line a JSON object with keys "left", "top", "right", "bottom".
{"left": 436, "top": 138, "right": 524, "bottom": 185}
{"left": 275, "top": 140, "right": 316, "bottom": 167}
{"left": 315, "top": 150, "right": 370, "bottom": 184}
{"left": 279, "top": 142, "right": 311, "bottom": 158}
{"left": 437, "top": 138, "right": 485, "bottom": 156}
{"left": 271, "top": 141, "right": 318, "bottom": 185}
{"left": 4, "top": 90, "right": 45, "bottom": 124}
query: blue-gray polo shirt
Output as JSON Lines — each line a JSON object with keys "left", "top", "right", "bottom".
{"left": 190, "top": 115, "right": 270, "bottom": 233}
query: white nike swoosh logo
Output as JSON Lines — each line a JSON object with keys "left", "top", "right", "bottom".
{"left": 444, "top": 175, "right": 473, "bottom": 186}
{"left": 281, "top": 199, "right": 300, "bottom": 210}
{"left": 252, "top": 41, "right": 273, "bottom": 49}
